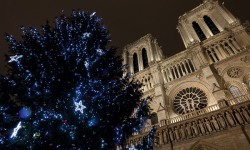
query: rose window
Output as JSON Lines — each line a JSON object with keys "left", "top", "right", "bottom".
{"left": 227, "top": 67, "right": 243, "bottom": 78}
{"left": 173, "top": 87, "right": 208, "bottom": 115}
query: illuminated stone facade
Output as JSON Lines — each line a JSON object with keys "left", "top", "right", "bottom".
{"left": 122, "top": 0, "right": 250, "bottom": 149}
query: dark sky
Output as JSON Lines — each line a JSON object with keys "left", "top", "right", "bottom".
{"left": 0, "top": 0, "right": 250, "bottom": 73}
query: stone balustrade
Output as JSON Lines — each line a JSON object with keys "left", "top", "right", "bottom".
{"left": 167, "top": 103, "right": 220, "bottom": 124}
{"left": 227, "top": 94, "right": 250, "bottom": 105}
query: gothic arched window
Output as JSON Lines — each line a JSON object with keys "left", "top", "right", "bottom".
{"left": 229, "top": 85, "right": 242, "bottom": 98}
{"left": 133, "top": 53, "right": 139, "bottom": 73}
{"left": 192, "top": 21, "right": 207, "bottom": 41}
{"left": 142, "top": 48, "right": 149, "bottom": 69}
{"left": 203, "top": 15, "right": 220, "bottom": 35}
{"left": 207, "top": 48, "right": 219, "bottom": 62}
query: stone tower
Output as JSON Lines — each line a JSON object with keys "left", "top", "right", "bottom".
{"left": 123, "top": 0, "right": 250, "bottom": 149}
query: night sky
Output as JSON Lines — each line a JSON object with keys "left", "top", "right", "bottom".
{"left": 1, "top": 0, "right": 250, "bottom": 73}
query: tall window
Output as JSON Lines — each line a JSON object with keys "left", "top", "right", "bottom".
{"left": 151, "top": 113, "right": 158, "bottom": 125}
{"left": 133, "top": 53, "right": 139, "bottom": 73}
{"left": 229, "top": 85, "right": 242, "bottom": 98}
{"left": 207, "top": 48, "right": 219, "bottom": 62}
{"left": 142, "top": 48, "right": 149, "bottom": 69}
{"left": 192, "top": 21, "right": 207, "bottom": 41}
{"left": 203, "top": 15, "right": 220, "bottom": 35}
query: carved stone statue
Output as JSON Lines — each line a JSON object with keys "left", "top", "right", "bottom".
{"left": 217, "top": 114, "right": 227, "bottom": 129}
{"left": 211, "top": 116, "right": 220, "bottom": 130}
{"left": 174, "top": 126, "right": 180, "bottom": 140}
{"left": 158, "top": 132, "right": 163, "bottom": 146}
{"left": 154, "top": 133, "right": 160, "bottom": 146}
{"left": 168, "top": 128, "right": 174, "bottom": 142}
{"left": 198, "top": 120, "right": 206, "bottom": 134}
{"left": 185, "top": 123, "right": 192, "bottom": 138}
{"left": 204, "top": 118, "right": 213, "bottom": 133}
{"left": 241, "top": 107, "right": 250, "bottom": 122}
{"left": 191, "top": 121, "right": 199, "bottom": 136}
{"left": 233, "top": 109, "right": 244, "bottom": 124}
{"left": 225, "top": 111, "right": 236, "bottom": 126}
{"left": 162, "top": 130, "right": 168, "bottom": 144}
{"left": 179, "top": 125, "right": 186, "bottom": 139}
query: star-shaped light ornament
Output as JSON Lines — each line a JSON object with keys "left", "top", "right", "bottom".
{"left": 10, "top": 121, "right": 22, "bottom": 138}
{"left": 8, "top": 55, "right": 23, "bottom": 63}
{"left": 74, "top": 100, "right": 86, "bottom": 114}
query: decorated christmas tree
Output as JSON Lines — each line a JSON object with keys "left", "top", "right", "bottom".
{"left": 0, "top": 11, "right": 151, "bottom": 149}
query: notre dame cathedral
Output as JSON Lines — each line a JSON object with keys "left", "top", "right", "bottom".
{"left": 122, "top": 0, "right": 250, "bottom": 149}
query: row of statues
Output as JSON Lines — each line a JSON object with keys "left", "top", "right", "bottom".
{"left": 155, "top": 106, "right": 250, "bottom": 145}
{"left": 128, "top": 106, "right": 250, "bottom": 147}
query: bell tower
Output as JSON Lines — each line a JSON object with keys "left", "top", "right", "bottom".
{"left": 122, "top": 34, "right": 165, "bottom": 74}
{"left": 177, "top": 0, "right": 238, "bottom": 48}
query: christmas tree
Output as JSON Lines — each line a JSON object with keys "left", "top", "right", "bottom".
{"left": 0, "top": 11, "right": 151, "bottom": 149}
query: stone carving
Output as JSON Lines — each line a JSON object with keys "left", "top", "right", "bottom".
{"left": 196, "top": 72, "right": 204, "bottom": 79}
{"left": 240, "top": 55, "right": 250, "bottom": 63}
{"left": 216, "top": 67, "right": 222, "bottom": 75}
{"left": 168, "top": 128, "right": 174, "bottom": 142}
{"left": 198, "top": 120, "right": 206, "bottom": 134}
{"left": 185, "top": 123, "right": 192, "bottom": 138}
{"left": 162, "top": 130, "right": 168, "bottom": 144}
{"left": 154, "top": 133, "right": 160, "bottom": 146}
{"left": 233, "top": 109, "right": 244, "bottom": 124}
{"left": 179, "top": 125, "right": 186, "bottom": 139}
{"left": 217, "top": 114, "right": 227, "bottom": 129}
{"left": 204, "top": 118, "right": 213, "bottom": 133}
{"left": 227, "top": 67, "right": 243, "bottom": 78}
{"left": 174, "top": 126, "right": 180, "bottom": 140}
{"left": 191, "top": 121, "right": 199, "bottom": 136}
{"left": 211, "top": 116, "right": 220, "bottom": 130}
{"left": 225, "top": 111, "right": 236, "bottom": 126}
{"left": 241, "top": 107, "right": 250, "bottom": 122}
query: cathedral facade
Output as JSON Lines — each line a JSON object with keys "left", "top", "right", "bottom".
{"left": 123, "top": 0, "right": 250, "bottom": 149}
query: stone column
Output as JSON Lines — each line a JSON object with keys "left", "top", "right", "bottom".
{"left": 197, "top": 18, "right": 212, "bottom": 38}
{"left": 128, "top": 55, "right": 133, "bottom": 73}
{"left": 177, "top": 25, "right": 188, "bottom": 48}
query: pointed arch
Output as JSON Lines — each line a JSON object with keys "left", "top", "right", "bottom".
{"left": 133, "top": 53, "right": 139, "bottom": 73}
{"left": 192, "top": 21, "right": 207, "bottom": 41}
{"left": 142, "top": 48, "right": 149, "bottom": 69}
{"left": 229, "top": 85, "right": 242, "bottom": 98}
{"left": 204, "top": 15, "right": 220, "bottom": 35}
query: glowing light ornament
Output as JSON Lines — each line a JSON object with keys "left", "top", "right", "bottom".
{"left": 90, "top": 12, "right": 96, "bottom": 17}
{"left": 19, "top": 107, "right": 31, "bottom": 119}
{"left": 128, "top": 145, "right": 137, "bottom": 150}
{"left": 96, "top": 49, "right": 104, "bottom": 55}
{"left": 74, "top": 100, "right": 86, "bottom": 113}
{"left": 8, "top": 55, "right": 23, "bottom": 63}
{"left": 33, "top": 132, "right": 40, "bottom": 139}
{"left": 84, "top": 61, "right": 89, "bottom": 68}
{"left": 10, "top": 121, "right": 22, "bottom": 138}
